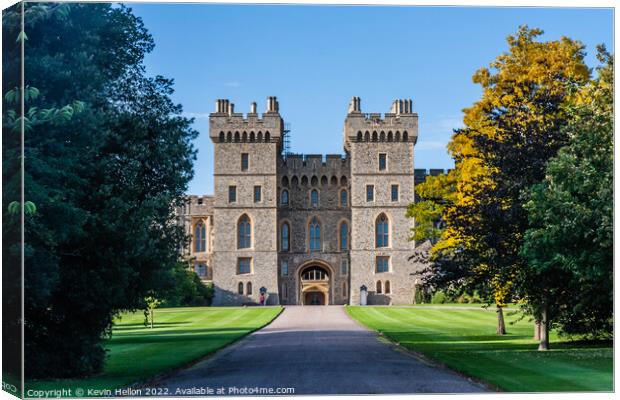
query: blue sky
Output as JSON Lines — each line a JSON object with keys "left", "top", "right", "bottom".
{"left": 127, "top": 3, "right": 613, "bottom": 195}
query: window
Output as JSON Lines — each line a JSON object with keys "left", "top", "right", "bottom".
{"left": 194, "top": 263, "right": 206, "bottom": 277}
{"left": 246, "top": 282, "right": 252, "bottom": 295}
{"left": 238, "top": 282, "right": 244, "bottom": 294}
{"left": 241, "top": 153, "right": 249, "bottom": 171}
{"left": 281, "top": 189, "right": 289, "bottom": 205}
{"left": 229, "top": 186, "right": 237, "bottom": 203}
{"left": 379, "top": 153, "right": 387, "bottom": 171}
{"left": 309, "top": 217, "right": 321, "bottom": 251}
{"left": 254, "top": 186, "right": 262, "bottom": 203}
{"left": 194, "top": 221, "right": 206, "bottom": 252}
{"left": 376, "top": 214, "right": 389, "bottom": 248}
{"left": 385, "top": 280, "right": 391, "bottom": 294}
{"left": 238, "top": 257, "right": 251, "bottom": 274}
{"left": 341, "top": 259, "right": 349, "bottom": 275}
{"left": 281, "top": 223, "right": 290, "bottom": 251}
{"left": 302, "top": 266, "right": 327, "bottom": 281}
{"left": 340, "top": 221, "right": 348, "bottom": 250}
{"left": 366, "top": 185, "right": 374, "bottom": 202}
{"left": 310, "top": 189, "right": 319, "bottom": 207}
{"left": 238, "top": 215, "right": 251, "bottom": 249}
{"left": 391, "top": 184, "right": 399, "bottom": 202}
{"left": 376, "top": 281, "right": 383, "bottom": 294}
{"left": 376, "top": 256, "right": 390, "bottom": 273}
{"left": 282, "top": 283, "right": 288, "bottom": 300}
{"left": 343, "top": 281, "right": 348, "bottom": 296}
{"left": 281, "top": 260, "right": 289, "bottom": 277}
{"left": 340, "top": 189, "right": 347, "bottom": 207}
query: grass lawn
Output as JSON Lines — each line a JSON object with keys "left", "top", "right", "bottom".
{"left": 347, "top": 306, "right": 612, "bottom": 392}
{"left": 26, "top": 306, "right": 282, "bottom": 395}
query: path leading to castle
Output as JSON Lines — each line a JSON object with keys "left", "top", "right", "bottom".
{"left": 154, "top": 306, "right": 487, "bottom": 395}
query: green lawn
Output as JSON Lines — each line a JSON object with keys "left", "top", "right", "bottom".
{"left": 347, "top": 306, "right": 612, "bottom": 392}
{"left": 26, "top": 306, "right": 282, "bottom": 396}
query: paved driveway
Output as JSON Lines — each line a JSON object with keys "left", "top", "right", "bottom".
{"left": 155, "top": 306, "right": 487, "bottom": 395}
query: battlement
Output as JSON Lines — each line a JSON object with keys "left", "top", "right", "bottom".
{"left": 209, "top": 97, "right": 283, "bottom": 142}
{"left": 278, "top": 154, "right": 349, "bottom": 178}
{"left": 343, "top": 97, "right": 418, "bottom": 150}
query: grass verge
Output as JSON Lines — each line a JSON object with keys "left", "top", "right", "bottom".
{"left": 346, "top": 306, "right": 612, "bottom": 392}
{"left": 26, "top": 306, "right": 282, "bottom": 397}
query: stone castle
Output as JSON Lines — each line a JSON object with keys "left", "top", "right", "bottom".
{"left": 177, "top": 96, "right": 440, "bottom": 306}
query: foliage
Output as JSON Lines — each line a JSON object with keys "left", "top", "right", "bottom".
{"left": 3, "top": 3, "right": 197, "bottom": 378}
{"left": 161, "top": 262, "right": 215, "bottom": 307}
{"left": 406, "top": 171, "right": 456, "bottom": 243}
{"left": 144, "top": 296, "right": 162, "bottom": 328}
{"left": 348, "top": 307, "right": 613, "bottom": 392}
{"left": 430, "top": 290, "right": 448, "bottom": 304}
{"left": 520, "top": 47, "right": 613, "bottom": 338}
{"left": 416, "top": 27, "right": 591, "bottom": 326}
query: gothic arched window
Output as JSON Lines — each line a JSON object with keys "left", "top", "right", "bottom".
{"left": 385, "top": 280, "right": 391, "bottom": 294}
{"left": 309, "top": 217, "right": 321, "bottom": 251}
{"left": 340, "top": 221, "right": 349, "bottom": 250}
{"left": 376, "top": 214, "right": 389, "bottom": 248}
{"left": 376, "top": 281, "right": 383, "bottom": 294}
{"left": 310, "top": 189, "right": 319, "bottom": 207}
{"left": 238, "top": 214, "right": 251, "bottom": 249}
{"left": 246, "top": 282, "right": 252, "bottom": 295}
{"left": 340, "top": 189, "right": 347, "bottom": 207}
{"left": 281, "top": 223, "right": 290, "bottom": 252}
{"left": 194, "top": 221, "right": 206, "bottom": 252}
{"left": 281, "top": 189, "right": 289, "bottom": 205}
{"left": 238, "top": 282, "right": 244, "bottom": 295}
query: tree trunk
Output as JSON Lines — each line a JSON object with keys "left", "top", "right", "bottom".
{"left": 534, "top": 320, "right": 541, "bottom": 341}
{"left": 496, "top": 305, "right": 506, "bottom": 335}
{"left": 150, "top": 309, "right": 154, "bottom": 329}
{"left": 538, "top": 306, "right": 549, "bottom": 351}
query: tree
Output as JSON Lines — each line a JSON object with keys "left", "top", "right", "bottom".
{"left": 3, "top": 3, "right": 197, "bottom": 378}
{"left": 144, "top": 296, "right": 163, "bottom": 329}
{"left": 520, "top": 47, "right": 613, "bottom": 346}
{"left": 406, "top": 171, "right": 456, "bottom": 244}
{"left": 418, "top": 26, "right": 591, "bottom": 338}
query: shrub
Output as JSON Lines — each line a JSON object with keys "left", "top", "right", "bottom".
{"left": 431, "top": 290, "right": 448, "bottom": 304}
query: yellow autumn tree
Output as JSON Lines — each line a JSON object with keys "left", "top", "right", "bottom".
{"left": 412, "top": 26, "right": 590, "bottom": 335}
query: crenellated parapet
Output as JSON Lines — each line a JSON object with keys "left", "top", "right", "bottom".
{"left": 209, "top": 97, "right": 283, "bottom": 143}
{"left": 279, "top": 154, "right": 349, "bottom": 171}
{"left": 343, "top": 97, "right": 418, "bottom": 151}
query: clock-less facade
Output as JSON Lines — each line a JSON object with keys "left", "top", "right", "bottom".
{"left": 177, "top": 97, "right": 433, "bottom": 306}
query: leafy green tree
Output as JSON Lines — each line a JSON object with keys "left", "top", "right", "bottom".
{"left": 161, "top": 261, "right": 215, "bottom": 307}
{"left": 520, "top": 48, "right": 613, "bottom": 347}
{"left": 144, "top": 296, "right": 163, "bottom": 329}
{"left": 406, "top": 171, "right": 456, "bottom": 244}
{"left": 3, "top": 3, "right": 197, "bottom": 378}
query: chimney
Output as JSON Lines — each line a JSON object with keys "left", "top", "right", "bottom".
{"left": 266, "top": 96, "right": 279, "bottom": 113}
{"left": 228, "top": 102, "right": 234, "bottom": 115}
{"left": 250, "top": 102, "right": 257, "bottom": 114}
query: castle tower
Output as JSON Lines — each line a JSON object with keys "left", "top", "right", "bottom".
{"left": 209, "top": 97, "right": 283, "bottom": 305}
{"left": 345, "top": 97, "right": 418, "bottom": 305}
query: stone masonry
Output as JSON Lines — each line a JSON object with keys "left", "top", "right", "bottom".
{"left": 177, "top": 97, "right": 440, "bottom": 305}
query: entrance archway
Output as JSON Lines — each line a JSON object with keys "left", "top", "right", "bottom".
{"left": 299, "top": 264, "right": 331, "bottom": 305}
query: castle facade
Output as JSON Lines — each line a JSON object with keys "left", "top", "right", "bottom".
{"left": 177, "top": 97, "right": 433, "bottom": 306}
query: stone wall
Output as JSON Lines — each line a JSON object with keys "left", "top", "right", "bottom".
{"left": 277, "top": 154, "right": 351, "bottom": 305}
{"left": 176, "top": 96, "right": 431, "bottom": 306}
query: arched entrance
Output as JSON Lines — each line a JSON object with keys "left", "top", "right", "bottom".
{"left": 299, "top": 264, "right": 330, "bottom": 305}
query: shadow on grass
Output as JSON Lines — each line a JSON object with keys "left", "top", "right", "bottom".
{"left": 381, "top": 331, "right": 613, "bottom": 352}
{"left": 109, "top": 330, "right": 250, "bottom": 345}
{"left": 113, "top": 322, "right": 190, "bottom": 331}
